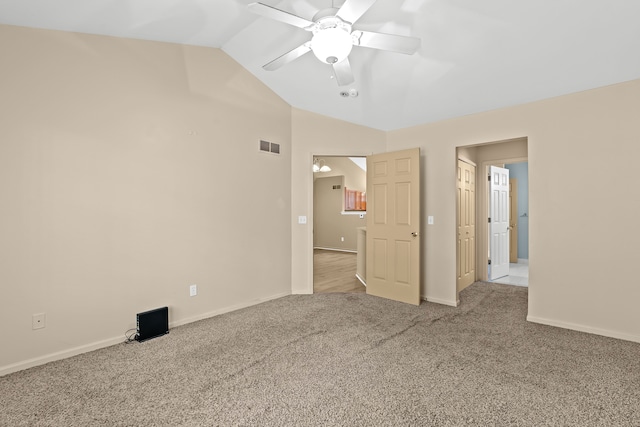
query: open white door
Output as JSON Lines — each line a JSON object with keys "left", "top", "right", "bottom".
{"left": 489, "top": 166, "right": 510, "bottom": 280}
{"left": 366, "top": 148, "right": 420, "bottom": 305}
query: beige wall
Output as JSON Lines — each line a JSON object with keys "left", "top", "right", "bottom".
{"left": 291, "top": 109, "right": 386, "bottom": 294}
{"left": 313, "top": 175, "right": 366, "bottom": 251}
{"left": 457, "top": 146, "right": 478, "bottom": 165}
{"left": 387, "top": 79, "right": 640, "bottom": 342}
{"left": 475, "top": 138, "right": 528, "bottom": 165}
{"left": 0, "top": 25, "right": 292, "bottom": 374}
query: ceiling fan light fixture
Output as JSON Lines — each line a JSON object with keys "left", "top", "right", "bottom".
{"left": 311, "top": 25, "right": 353, "bottom": 65}
{"left": 313, "top": 159, "right": 332, "bottom": 173}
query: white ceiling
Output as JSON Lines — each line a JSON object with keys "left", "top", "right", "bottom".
{"left": 2, "top": 0, "right": 640, "bottom": 131}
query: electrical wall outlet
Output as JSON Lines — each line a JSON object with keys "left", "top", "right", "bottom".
{"left": 189, "top": 284, "right": 197, "bottom": 297}
{"left": 32, "top": 313, "right": 45, "bottom": 330}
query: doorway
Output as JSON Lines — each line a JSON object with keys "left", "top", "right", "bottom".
{"left": 311, "top": 148, "right": 422, "bottom": 305}
{"left": 457, "top": 138, "right": 529, "bottom": 290}
{"left": 312, "top": 156, "right": 367, "bottom": 293}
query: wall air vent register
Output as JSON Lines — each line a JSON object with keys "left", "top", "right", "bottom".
{"left": 259, "top": 140, "right": 280, "bottom": 154}
{"left": 135, "top": 306, "right": 169, "bottom": 342}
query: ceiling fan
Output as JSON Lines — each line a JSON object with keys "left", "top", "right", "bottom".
{"left": 248, "top": 0, "right": 421, "bottom": 86}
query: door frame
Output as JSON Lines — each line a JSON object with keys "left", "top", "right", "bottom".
{"left": 310, "top": 152, "right": 370, "bottom": 293}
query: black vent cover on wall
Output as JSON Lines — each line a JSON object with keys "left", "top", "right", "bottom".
{"left": 135, "top": 306, "right": 169, "bottom": 342}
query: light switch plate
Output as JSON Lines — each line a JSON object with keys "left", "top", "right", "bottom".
{"left": 428, "top": 216, "right": 434, "bottom": 225}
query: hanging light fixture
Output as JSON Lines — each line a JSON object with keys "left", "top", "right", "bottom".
{"left": 311, "top": 18, "right": 354, "bottom": 65}
{"left": 313, "top": 159, "right": 332, "bottom": 173}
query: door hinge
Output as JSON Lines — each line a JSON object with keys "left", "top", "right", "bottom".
{"left": 488, "top": 217, "right": 491, "bottom": 223}
{"left": 488, "top": 259, "right": 492, "bottom": 265}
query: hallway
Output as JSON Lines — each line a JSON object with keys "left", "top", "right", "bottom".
{"left": 313, "top": 249, "right": 365, "bottom": 293}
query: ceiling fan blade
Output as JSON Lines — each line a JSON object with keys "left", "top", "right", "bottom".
{"left": 332, "top": 58, "right": 355, "bottom": 86}
{"left": 353, "top": 30, "right": 421, "bottom": 54}
{"left": 248, "top": 2, "right": 314, "bottom": 29}
{"left": 336, "top": 0, "right": 377, "bottom": 24}
{"left": 263, "top": 42, "right": 312, "bottom": 71}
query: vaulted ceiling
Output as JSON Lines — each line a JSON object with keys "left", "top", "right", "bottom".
{"left": 2, "top": 0, "right": 640, "bottom": 130}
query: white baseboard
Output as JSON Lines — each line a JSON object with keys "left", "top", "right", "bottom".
{"left": 0, "top": 291, "right": 291, "bottom": 378}
{"left": 171, "top": 291, "right": 291, "bottom": 328}
{"left": 517, "top": 258, "right": 529, "bottom": 265}
{"left": 313, "top": 247, "right": 357, "bottom": 253}
{"left": 526, "top": 315, "right": 640, "bottom": 344}
{"left": 424, "top": 296, "right": 459, "bottom": 307}
{"left": 0, "top": 335, "right": 125, "bottom": 378}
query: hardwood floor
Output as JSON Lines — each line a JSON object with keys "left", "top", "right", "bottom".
{"left": 313, "top": 249, "right": 366, "bottom": 294}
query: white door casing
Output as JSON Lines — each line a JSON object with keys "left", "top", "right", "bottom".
{"left": 489, "top": 165, "right": 510, "bottom": 280}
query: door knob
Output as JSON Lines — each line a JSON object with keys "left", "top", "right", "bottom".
{"left": 411, "top": 232, "right": 418, "bottom": 237}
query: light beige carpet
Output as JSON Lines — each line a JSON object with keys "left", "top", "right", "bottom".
{"left": 1, "top": 282, "right": 639, "bottom": 426}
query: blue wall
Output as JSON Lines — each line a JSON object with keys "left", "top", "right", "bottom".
{"left": 506, "top": 162, "right": 529, "bottom": 259}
